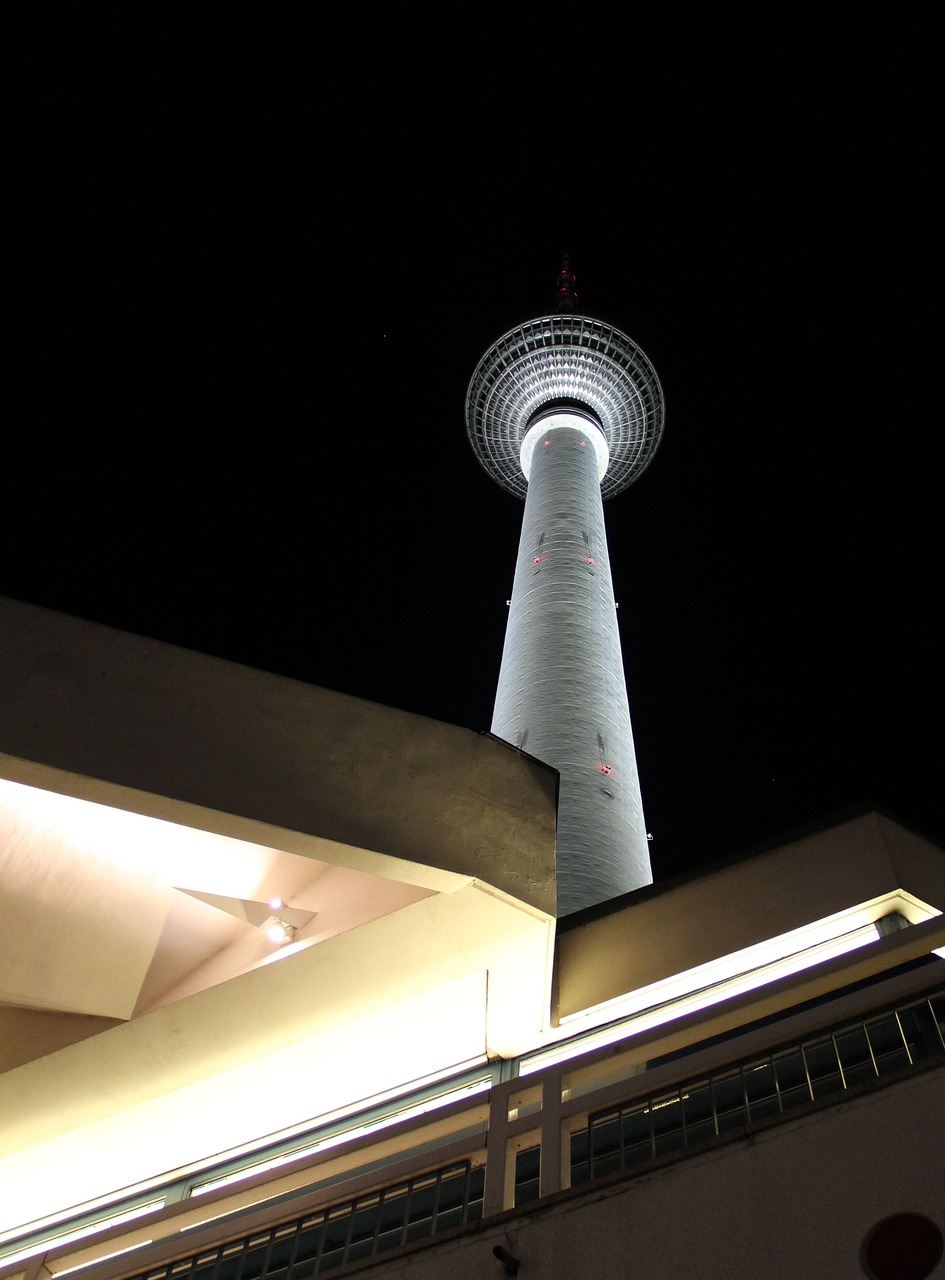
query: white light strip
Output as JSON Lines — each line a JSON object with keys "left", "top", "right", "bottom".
{"left": 0, "top": 1201, "right": 163, "bottom": 1270}
{"left": 521, "top": 919, "right": 888, "bottom": 1076}
{"left": 0, "top": 1053, "right": 489, "bottom": 1265}
{"left": 190, "top": 1075, "right": 492, "bottom": 1198}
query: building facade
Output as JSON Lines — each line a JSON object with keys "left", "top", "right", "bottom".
{"left": 1, "top": 596, "right": 943, "bottom": 1280}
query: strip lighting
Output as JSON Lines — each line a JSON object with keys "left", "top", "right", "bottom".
{"left": 521, "top": 905, "right": 930, "bottom": 1076}
{"left": 0, "top": 1200, "right": 163, "bottom": 1271}
{"left": 189, "top": 1074, "right": 493, "bottom": 1198}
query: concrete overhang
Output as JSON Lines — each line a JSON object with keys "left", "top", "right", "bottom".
{"left": 0, "top": 597, "right": 557, "bottom": 1233}
{"left": 555, "top": 810, "right": 945, "bottom": 1023}
{"left": 0, "top": 597, "right": 557, "bottom": 914}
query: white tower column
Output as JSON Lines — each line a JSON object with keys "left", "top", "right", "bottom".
{"left": 466, "top": 308, "right": 664, "bottom": 917}
{"left": 492, "top": 414, "right": 650, "bottom": 915}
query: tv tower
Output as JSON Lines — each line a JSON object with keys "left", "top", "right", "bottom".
{"left": 466, "top": 260, "right": 664, "bottom": 915}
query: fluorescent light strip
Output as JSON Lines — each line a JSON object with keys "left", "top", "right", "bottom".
{"left": 190, "top": 1075, "right": 493, "bottom": 1197}
{"left": 0, "top": 1201, "right": 163, "bottom": 1270}
{"left": 522, "top": 920, "right": 885, "bottom": 1076}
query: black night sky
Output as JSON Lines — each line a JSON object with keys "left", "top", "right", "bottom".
{"left": 6, "top": 15, "right": 942, "bottom": 884}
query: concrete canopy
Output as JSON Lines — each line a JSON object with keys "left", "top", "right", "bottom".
{"left": 0, "top": 597, "right": 557, "bottom": 1232}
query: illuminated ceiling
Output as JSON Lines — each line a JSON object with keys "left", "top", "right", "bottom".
{"left": 0, "top": 776, "right": 434, "bottom": 1064}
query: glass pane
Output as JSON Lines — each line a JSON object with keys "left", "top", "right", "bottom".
{"left": 350, "top": 1199, "right": 380, "bottom": 1240}
{"left": 651, "top": 1090, "right": 685, "bottom": 1156}
{"left": 346, "top": 1199, "right": 379, "bottom": 1261}
{"left": 318, "top": 1208, "right": 351, "bottom": 1271}
{"left": 712, "top": 1071, "right": 747, "bottom": 1134}
{"left": 292, "top": 1216, "right": 325, "bottom": 1271}
{"left": 619, "top": 1102, "right": 653, "bottom": 1168}
{"left": 404, "top": 1176, "right": 438, "bottom": 1242}
{"left": 377, "top": 1188, "right": 407, "bottom": 1233}
{"left": 466, "top": 1165, "right": 486, "bottom": 1222}
{"left": 216, "top": 1243, "right": 250, "bottom": 1280}
{"left": 375, "top": 1187, "right": 408, "bottom": 1254}
{"left": 589, "top": 1111, "right": 622, "bottom": 1178}
{"left": 835, "top": 1024, "right": 876, "bottom": 1088}
{"left": 804, "top": 1038, "right": 843, "bottom": 1099}
{"left": 899, "top": 1003, "right": 945, "bottom": 1061}
{"left": 929, "top": 993, "right": 945, "bottom": 1037}
{"left": 773, "top": 1047, "right": 811, "bottom": 1110}
{"left": 743, "top": 1058, "right": 779, "bottom": 1121}
{"left": 866, "top": 1013, "right": 910, "bottom": 1075}
{"left": 681, "top": 1080, "right": 715, "bottom": 1145}
{"left": 406, "top": 1178, "right": 437, "bottom": 1222}
{"left": 570, "top": 1127, "right": 590, "bottom": 1186}
{"left": 514, "top": 1145, "right": 541, "bottom": 1206}
{"left": 435, "top": 1204, "right": 466, "bottom": 1233}
{"left": 436, "top": 1167, "right": 469, "bottom": 1218}
{"left": 262, "top": 1227, "right": 297, "bottom": 1278}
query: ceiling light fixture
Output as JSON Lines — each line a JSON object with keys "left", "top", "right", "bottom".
{"left": 265, "top": 918, "right": 297, "bottom": 946}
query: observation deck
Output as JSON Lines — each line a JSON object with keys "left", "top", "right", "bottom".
{"left": 466, "top": 314, "right": 665, "bottom": 500}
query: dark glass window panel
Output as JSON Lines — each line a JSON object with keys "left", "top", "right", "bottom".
{"left": 405, "top": 1178, "right": 437, "bottom": 1223}
{"left": 292, "top": 1215, "right": 325, "bottom": 1268}
{"left": 619, "top": 1102, "right": 653, "bottom": 1167}
{"left": 465, "top": 1201, "right": 484, "bottom": 1226}
{"left": 514, "top": 1146, "right": 541, "bottom": 1205}
{"left": 651, "top": 1091, "right": 685, "bottom": 1156}
{"left": 437, "top": 1168, "right": 470, "bottom": 1214}
{"left": 403, "top": 1176, "right": 438, "bottom": 1243}
{"left": 346, "top": 1199, "right": 380, "bottom": 1261}
{"left": 376, "top": 1230, "right": 406, "bottom": 1257}
{"left": 803, "top": 1038, "right": 844, "bottom": 1099}
{"left": 227, "top": 1245, "right": 266, "bottom": 1280}
{"left": 466, "top": 1167, "right": 486, "bottom": 1222}
{"left": 930, "top": 993, "right": 945, "bottom": 1035}
{"left": 215, "top": 1242, "right": 249, "bottom": 1280}
{"left": 835, "top": 1024, "right": 876, "bottom": 1087}
{"left": 589, "top": 1112, "right": 622, "bottom": 1178}
{"left": 773, "top": 1047, "right": 811, "bottom": 1109}
{"left": 681, "top": 1080, "right": 715, "bottom": 1145}
{"left": 318, "top": 1208, "right": 351, "bottom": 1270}
{"left": 712, "top": 1071, "right": 747, "bottom": 1133}
{"left": 570, "top": 1127, "right": 590, "bottom": 1186}
{"left": 742, "top": 1058, "right": 780, "bottom": 1121}
{"left": 372, "top": 1187, "right": 408, "bottom": 1252}
{"left": 435, "top": 1204, "right": 467, "bottom": 1233}
{"left": 350, "top": 1199, "right": 380, "bottom": 1235}
{"left": 379, "top": 1186, "right": 408, "bottom": 1219}
{"left": 898, "top": 1003, "right": 945, "bottom": 1061}
{"left": 866, "top": 1013, "right": 911, "bottom": 1074}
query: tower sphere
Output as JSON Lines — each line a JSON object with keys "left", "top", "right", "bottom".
{"left": 465, "top": 314, "right": 665, "bottom": 501}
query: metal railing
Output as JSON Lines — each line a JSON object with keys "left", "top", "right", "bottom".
{"left": 8, "top": 968, "right": 944, "bottom": 1280}
{"left": 120, "top": 1162, "right": 484, "bottom": 1280}
{"left": 573, "top": 990, "right": 945, "bottom": 1185}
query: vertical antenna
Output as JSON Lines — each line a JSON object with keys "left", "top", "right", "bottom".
{"left": 556, "top": 254, "right": 578, "bottom": 312}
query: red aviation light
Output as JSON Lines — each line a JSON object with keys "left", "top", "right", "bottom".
{"left": 597, "top": 763, "right": 613, "bottom": 775}
{"left": 582, "top": 555, "right": 596, "bottom": 566}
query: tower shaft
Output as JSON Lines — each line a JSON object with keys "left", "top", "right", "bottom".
{"left": 492, "top": 416, "right": 651, "bottom": 915}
